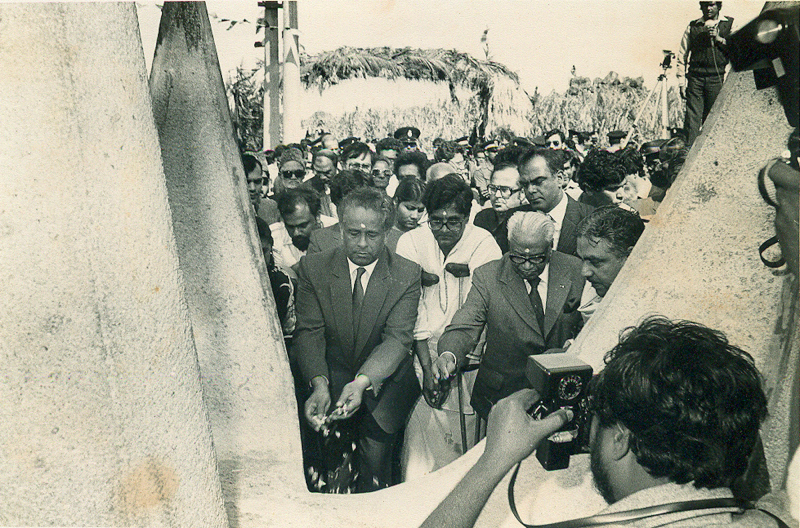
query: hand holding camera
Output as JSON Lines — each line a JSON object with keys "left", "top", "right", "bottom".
{"left": 481, "top": 389, "right": 573, "bottom": 474}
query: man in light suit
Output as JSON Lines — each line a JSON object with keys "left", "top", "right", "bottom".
{"left": 292, "top": 186, "right": 421, "bottom": 492}
{"left": 495, "top": 147, "right": 594, "bottom": 256}
{"left": 434, "top": 211, "right": 584, "bottom": 420}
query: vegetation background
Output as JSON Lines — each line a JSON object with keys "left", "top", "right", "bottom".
{"left": 228, "top": 46, "right": 684, "bottom": 153}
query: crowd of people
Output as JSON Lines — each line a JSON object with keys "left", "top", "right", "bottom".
{"left": 241, "top": 124, "right": 688, "bottom": 494}
{"left": 230, "top": 1, "right": 800, "bottom": 526}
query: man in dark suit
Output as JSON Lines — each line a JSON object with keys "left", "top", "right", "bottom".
{"left": 434, "top": 211, "right": 584, "bottom": 420}
{"left": 491, "top": 147, "right": 594, "bottom": 256}
{"left": 292, "top": 186, "right": 421, "bottom": 492}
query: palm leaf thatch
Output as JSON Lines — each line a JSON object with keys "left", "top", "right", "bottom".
{"left": 300, "top": 46, "right": 532, "bottom": 138}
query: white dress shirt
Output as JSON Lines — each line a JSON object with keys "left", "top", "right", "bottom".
{"left": 524, "top": 262, "right": 550, "bottom": 312}
{"left": 546, "top": 192, "right": 568, "bottom": 250}
{"left": 347, "top": 258, "right": 378, "bottom": 294}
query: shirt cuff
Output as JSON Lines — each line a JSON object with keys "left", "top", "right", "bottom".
{"left": 309, "top": 375, "right": 329, "bottom": 389}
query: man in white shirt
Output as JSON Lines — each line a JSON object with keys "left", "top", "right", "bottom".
{"left": 503, "top": 148, "right": 595, "bottom": 257}
{"left": 395, "top": 174, "right": 502, "bottom": 479}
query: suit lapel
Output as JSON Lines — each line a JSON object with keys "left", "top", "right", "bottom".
{"left": 558, "top": 198, "right": 578, "bottom": 254}
{"left": 544, "top": 254, "right": 571, "bottom": 339}
{"left": 329, "top": 249, "right": 355, "bottom": 359}
{"left": 354, "top": 248, "right": 391, "bottom": 360}
{"left": 499, "top": 256, "right": 543, "bottom": 338}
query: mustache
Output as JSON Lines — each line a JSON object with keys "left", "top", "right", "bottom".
{"left": 292, "top": 235, "right": 311, "bottom": 252}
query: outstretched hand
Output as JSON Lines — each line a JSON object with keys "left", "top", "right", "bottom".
{"left": 304, "top": 384, "right": 331, "bottom": 432}
{"left": 481, "top": 389, "right": 574, "bottom": 473}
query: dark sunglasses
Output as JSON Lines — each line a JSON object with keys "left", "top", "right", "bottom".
{"left": 281, "top": 169, "right": 306, "bottom": 180}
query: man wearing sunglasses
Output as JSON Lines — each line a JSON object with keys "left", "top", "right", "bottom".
{"left": 434, "top": 211, "right": 584, "bottom": 421}
{"left": 275, "top": 147, "right": 308, "bottom": 194}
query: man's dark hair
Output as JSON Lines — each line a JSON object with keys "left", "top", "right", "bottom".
{"left": 577, "top": 206, "right": 645, "bottom": 257}
{"left": 518, "top": 147, "right": 563, "bottom": 177}
{"left": 492, "top": 146, "right": 527, "bottom": 169}
{"left": 375, "top": 137, "right": 403, "bottom": 154}
{"left": 544, "top": 129, "right": 566, "bottom": 144}
{"left": 328, "top": 169, "right": 367, "bottom": 206}
{"left": 394, "top": 151, "right": 429, "bottom": 178}
{"left": 276, "top": 187, "right": 322, "bottom": 219}
{"left": 592, "top": 316, "right": 767, "bottom": 489}
{"left": 340, "top": 141, "right": 374, "bottom": 163}
{"left": 255, "top": 216, "right": 273, "bottom": 244}
{"left": 312, "top": 148, "right": 338, "bottom": 168}
{"left": 337, "top": 186, "right": 394, "bottom": 232}
{"left": 617, "top": 146, "right": 645, "bottom": 177}
{"left": 394, "top": 176, "right": 426, "bottom": 203}
{"left": 435, "top": 140, "right": 457, "bottom": 163}
{"left": 577, "top": 150, "right": 627, "bottom": 192}
{"left": 242, "top": 153, "right": 261, "bottom": 174}
{"left": 422, "top": 174, "right": 472, "bottom": 218}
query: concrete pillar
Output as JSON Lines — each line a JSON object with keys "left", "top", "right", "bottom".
{"left": 261, "top": 3, "right": 281, "bottom": 150}
{"left": 282, "top": 1, "right": 302, "bottom": 143}
{"left": 149, "top": 2, "right": 306, "bottom": 526}
{"left": 0, "top": 3, "right": 227, "bottom": 526}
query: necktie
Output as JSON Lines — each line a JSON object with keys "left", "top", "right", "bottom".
{"left": 527, "top": 277, "right": 545, "bottom": 334}
{"left": 353, "top": 267, "right": 366, "bottom": 331}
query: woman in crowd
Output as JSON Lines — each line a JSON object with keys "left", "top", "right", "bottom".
{"left": 393, "top": 176, "right": 427, "bottom": 234}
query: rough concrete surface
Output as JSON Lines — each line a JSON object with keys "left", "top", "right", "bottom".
{"left": 149, "top": 3, "right": 306, "bottom": 526}
{"left": 1, "top": 2, "right": 796, "bottom": 527}
{"left": 0, "top": 3, "right": 227, "bottom": 526}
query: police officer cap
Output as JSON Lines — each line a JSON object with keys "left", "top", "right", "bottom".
{"left": 481, "top": 140, "right": 500, "bottom": 152}
{"left": 394, "top": 126, "right": 421, "bottom": 142}
{"left": 640, "top": 139, "right": 667, "bottom": 158}
{"left": 607, "top": 130, "right": 627, "bottom": 141}
{"left": 338, "top": 136, "right": 361, "bottom": 150}
{"left": 455, "top": 136, "right": 470, "bottom": 148}
{"left": 529, "top": 136, "right": 545, "bottom": 147}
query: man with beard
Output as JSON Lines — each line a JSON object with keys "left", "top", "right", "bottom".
{"left": 270, "top": 187, "right": 337, "bottom": 279}
{"left": 422, "top": 316, "right": 786, "bottom": 528}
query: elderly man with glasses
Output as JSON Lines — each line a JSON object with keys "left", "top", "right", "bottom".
{"left": 474, "top": 159, "right": 525, "bottom": 251}
{"left": 434, "top": 211, "right": 584, "bottom": 421}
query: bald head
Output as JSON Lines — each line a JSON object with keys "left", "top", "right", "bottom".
{"left": 426, "top": 162, "right": 457, "bottom": 182}
{"left": 508, "top": 211, "right": 554, "bottom": 248}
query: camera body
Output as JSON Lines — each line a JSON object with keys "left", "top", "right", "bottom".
{"left": 526, "top": 353, "right": 593, "bottom": 470}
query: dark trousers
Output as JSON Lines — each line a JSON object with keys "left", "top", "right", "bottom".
{"left": 684, "top": 71, "right": 724, "bottom": 144}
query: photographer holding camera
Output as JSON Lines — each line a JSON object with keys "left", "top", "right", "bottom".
{"left": 422, "top": 316, "right": 793, "bottom": 528}
{"left": 677, "top": 1, "right": 734, "bottom": 145}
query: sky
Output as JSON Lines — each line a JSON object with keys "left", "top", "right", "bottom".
{"left": 136, "top": 1, "right": 765, "bottom": 119}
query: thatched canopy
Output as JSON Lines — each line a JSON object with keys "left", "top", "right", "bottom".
{"left": 300, "top": 46, "right": 533, "bottom": 138}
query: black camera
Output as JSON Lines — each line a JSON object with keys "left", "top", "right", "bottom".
{"left": 526, "top": 353, "right": 594, "bottom": 471}
{"left": 727, "top": 5, "right": 799, "bottom": 128}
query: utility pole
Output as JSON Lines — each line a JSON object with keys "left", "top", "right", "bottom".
{"left": 282, "top": 1, "right": 301, "bottom": 144}
{"left": 256, "top": 1, "right": 281, "bottom": 150}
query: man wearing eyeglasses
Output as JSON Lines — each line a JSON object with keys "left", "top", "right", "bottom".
{"left": 341, "top": 142, "right": 374, "bottom": 173}
{"left": 396, "top": 175, "right": 501, "bottom": 479}
{"left": 474, "top": 161, "right": 525, "bottom": 251}
{"left": 502, "top": 147, "right": 595, "bottom": 257}
{"left": 434, "top": 211, "right": 584, "bottom": 421}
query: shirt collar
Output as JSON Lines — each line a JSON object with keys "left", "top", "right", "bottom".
{"left": 347, "top": 257, "right": 378, "bottom": 281}
{"left": 548, "top": 192, "right": 568, "bottom": 227}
